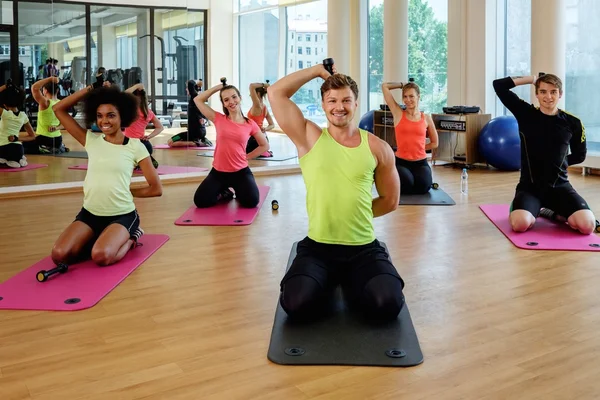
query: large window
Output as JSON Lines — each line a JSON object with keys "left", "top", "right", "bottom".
{"left": 286, "top": 0, "right": 327, "bottom": 125}
{"left": 368, "top": 0, "right": 448, "bottom": 113}
{"left": 504, "top": 0, "right": 531, "bottom": 107}
{"left": 565, "top": 0, "right": 600, "bottom": 153}
{"left": 238, "top": 8, "right": 280, "bottom": 114}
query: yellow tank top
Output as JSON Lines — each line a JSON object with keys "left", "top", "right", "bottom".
{"left": 299, "top": 128, "right": 377, "bottom": 245}
{"left": 36, "top": 99, "right": 61, "bottom": 138}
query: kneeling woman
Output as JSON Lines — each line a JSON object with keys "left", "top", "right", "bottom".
{"left": 0, "top": 81, "right": 36, "bottom": 168}
{"left": 51, "top": 84, "right": 162, "bottom": 267}
{"left": 382, "top": 81, "right": 438, "bottom": 194}
{"left": 192, "top": 80, "right": 269, "bottom": 208}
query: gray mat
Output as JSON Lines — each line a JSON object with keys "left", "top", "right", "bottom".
{"left": 399, "top": 188, "right": 455, "bottom": 206}
{"left": 267, "top": 242, "right": 424, "bottom": 367}
{"left": 197, "top": 152, "right": 297, "bottom": 162}
{"left": 40, "top": 151, "right": 88, "bottom": 159}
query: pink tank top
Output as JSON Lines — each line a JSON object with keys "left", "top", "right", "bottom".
{"left": 247, "top": 105, "right": 267, "bottom": 128}
{"left": 394, "top": 111, "right": 427, "bottom": 161}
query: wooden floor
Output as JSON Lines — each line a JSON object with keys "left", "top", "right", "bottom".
{"left": 0, "top": 127, "right": 299, "bottom": 188}
{"left": 1, "top": 166, "right": 600, "bottom": 399}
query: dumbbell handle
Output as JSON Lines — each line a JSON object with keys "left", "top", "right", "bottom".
{"left": 323, "top": 58, "right": 334, "bottom": 75}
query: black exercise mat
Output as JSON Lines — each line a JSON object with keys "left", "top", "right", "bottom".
{"left": 267, "top": 242, "right": 424, "bottom": 367}
{"left": 197, "top": 152, "right": 297, "bottom": 162}
{"left": 399, "top": 188, "right": 455, "bottom": 206}
{"left": 41, "top": 151, "right": 89, "bottom": 159}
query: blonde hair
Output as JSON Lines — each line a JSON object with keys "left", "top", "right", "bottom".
{"left": 402, "top": 82, "right": 420, "bottom": 97}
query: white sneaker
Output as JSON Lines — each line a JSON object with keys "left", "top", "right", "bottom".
{"left": 6, "top": 161, "right": 21, "bottom": 168}
{"left": 0, "top": 158, "right": 7, "bottom": 165}
{"left": 19, "top": 157, "right": 28, "bottom": 167}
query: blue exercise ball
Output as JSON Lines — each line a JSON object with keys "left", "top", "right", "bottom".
{"left": 478, "top": 115, "right": 521, "bottom": 171}
{"left": 359, "top": 110, "right": 375, "bottom": 133}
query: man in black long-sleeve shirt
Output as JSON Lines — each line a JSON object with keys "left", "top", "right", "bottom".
{"left": 493, "top": 73, "right": 596, "bottom": 235}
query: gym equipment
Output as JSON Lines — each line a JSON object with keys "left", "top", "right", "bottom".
{"left": 323, "top": 58, "right": 334, "bottom": 75}
{"left": 36, "top": 263, "right": 68, "bottom": 282}
{"left": 0, "top": 61, "right": 24, "bottom": 86}
{"left": 431, "top": 182, "right": 439, "bottom": 190}
{"left": 480, "top": 204, "right": 600, "bottom": 251}
{"left": 478, "top": 116, "right": 521, "bottom": 171}
{"left": 220, "top": 77, "right": 227, "bottom": 86}
{"left": 0, "top": 164, "right": 47, "bottom": 173}
{"left": 154, "top": 144, "right": 215, "bottom": 150}
{"left": 175, "top": 186, "right": 270, "bottom": 226}
{"left": 0, "top": 235, "right": 170, "bottom": 311}
{"left": 399, "top": 188, "right": 456, "bottom": 206}
{"left": 271, "top": 200, "right": 279, "bottom": 211}
{"left": 267, "top": 241, "right": 423, "bottom": 367}
{"left": 39, "top": 151, "right": 88, "bottom": 159}
{"left": 442, "top": 106, "right": 481, "bottom": 114}
{"left": 197, "top": 152, "right": 297, "bottom": 162}
{"left": 358, "top": 110, "right": 375, "bottom": 133}
{"left": 173, "top": 36, "right": 197, "bottom": 100}
{"left": 68, "top": 164, "right": 208, "bottom": 175}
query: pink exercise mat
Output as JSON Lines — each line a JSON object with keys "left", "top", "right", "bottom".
{"left": 175, "top": 186, "right": 270, "bottom": 226}
{"left": 480, "top": 204, "right": 600, "bottom": 251}
{"left": 0, "top": 234, "right": 169, "bottom": 311}
{"left": 153, "top": 144, "right": 215, "bottom": 150}
{"left": 0, "top": 163, "right": 47, "bottom": 172}
{"left": 68, "top": 164, "right": 208, "bottom": 175}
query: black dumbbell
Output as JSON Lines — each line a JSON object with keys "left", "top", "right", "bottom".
{"left": 409, "top": 77, "right": 415, "bottom": 82}
{"left": 220, "top": 77, "right": 227, "bottom": 86}
{"left": 323, "top": 58, "right": 334, "bottom": 75}
{"left": 36, "top": 263, "right": 69, "bottom": 283}
{"left": 266, "top": 79, "right": 270, "bottom": 84}
{"left": 538, "top": 72, "right": 545, "bottom": 77}
{"left": 431, "top": 182, "right": 439, "bottom": 190}
{"left": 271, "top": 200, "right": 279, "bottom": 211}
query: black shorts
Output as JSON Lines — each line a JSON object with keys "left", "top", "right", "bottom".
{"left": 281, "top": 237, "right": 405, "bottom": 300}
{"left": 75, "top": 208, "right": 140, "bottom": 239}
{"left": 511, "top": 183, "right": 591, "bottom": 218}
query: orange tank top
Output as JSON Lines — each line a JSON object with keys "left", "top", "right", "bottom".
{"left": 247, "top": 105, "right": 267, "bottom": 128}
{"left": 394, "top": 111, "right": 427, "bottom": 160}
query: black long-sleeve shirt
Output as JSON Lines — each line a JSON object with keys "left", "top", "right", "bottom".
{"left": 493, "top": 77, "right": 586, "bottom": 188}
{"left": 187, "top": 86, "right": 206, "bottom": 138}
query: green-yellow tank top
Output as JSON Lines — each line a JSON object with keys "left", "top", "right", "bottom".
{"left": 36, "top": 98, "right": 61, "bottom": 138}
{"left": 299, "top": 128, "right": 377, "bottom": 245}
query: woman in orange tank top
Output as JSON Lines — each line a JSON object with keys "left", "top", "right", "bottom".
{"left": 246, "top": 82, "right": 275, "bottom": 157}
{"left": 381, "top": 81, "right": 438, "bottom": 194}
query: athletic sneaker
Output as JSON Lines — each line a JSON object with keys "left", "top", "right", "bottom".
{"left": 539, "top": 208, "right": 556, "bottom": 220}
{"left": 39, "top": 145, "right": 52, "bottom": 154}
{"left": 151, "top": 156, "right": 159, "bottom": 169}
{"left": 131, "top": 227, "right": 144, "bottom": 243}
{"left": 218, "top": 188, "right": 235, "bottom": 202}
{"left": 196, "top": 137, "right": 213, "bottom": 147}
{"left": 6, "top": 160, "right": 21, "bottom": 168}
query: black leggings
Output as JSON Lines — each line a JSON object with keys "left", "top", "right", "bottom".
{"left": 194, "top": 167, "right": 260, "bottom": 208}
{"left": 395, "top": 157, "right": 432, "bottom": 195}
{"left": 280, "top": 237, "right": 405, "bottom": 322}
{"left": 0, "top": 143, "right": 25, "bottom": 163}
{"left": 23, "top": 135, "right": 63, "bottom": 154}
{"left": 141, "top": 139, "right": 153, "bottom": 155}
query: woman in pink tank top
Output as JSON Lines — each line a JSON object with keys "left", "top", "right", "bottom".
{"left": 191, "top": 78, "right": 270, "bottom": 209}
{"left": 381, "top": 81, "right": 439, "bottom": 194}
{"left": 246, "top": 82, "right": 275, "bottom": 158}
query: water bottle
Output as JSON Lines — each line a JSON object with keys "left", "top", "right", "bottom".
{"left": 461, "top": 168, "right": 468, "bottom": 194}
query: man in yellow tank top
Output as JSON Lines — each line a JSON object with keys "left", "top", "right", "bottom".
{"left": 268, "top": 61, "right": 405, "bottom": 322}
{"left": 24, "top": 76, "right": 66, "bottom": 155}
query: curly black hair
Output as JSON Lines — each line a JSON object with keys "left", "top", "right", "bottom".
{"left": 1, "top": 85, "right": 26, "bottom": 108}
{"left": 82, "top": 86, "right": 138, "bottom": 128}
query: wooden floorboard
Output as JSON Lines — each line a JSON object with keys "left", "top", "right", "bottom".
{"left": 1, "top": 166, "right": 600, "bottom": 399}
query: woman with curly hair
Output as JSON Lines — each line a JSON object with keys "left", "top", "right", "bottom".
{"left": 0, "top": 80, "right": 36, "bottom": 168}
{"left": 50, "top": 83, "right": 162, "bottom": 267}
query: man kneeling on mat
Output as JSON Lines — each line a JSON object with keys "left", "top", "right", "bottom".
{"left": 493, "top": 73, "right": 596, "bottom": 235}
{"left": 268, "top": 61, "right": 405, "bottom": 322}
